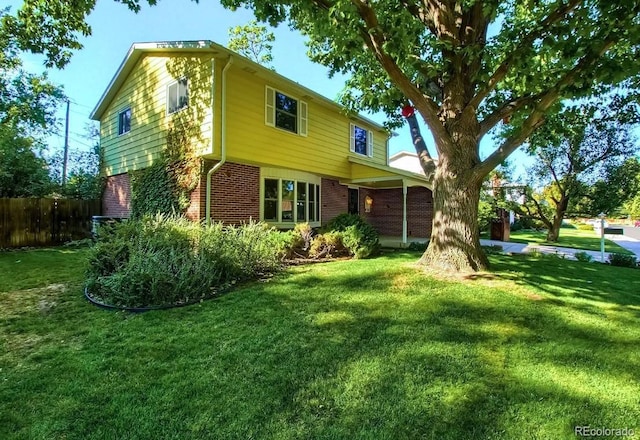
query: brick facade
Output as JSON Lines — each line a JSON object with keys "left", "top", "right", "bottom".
{"left": 102, "top": 165, "right": 432, "bottom": 237}
{"left": 406, "top": 186, "right": 433, "bottom": 238}
{"left": 102, "top": 173, "right": 131, "bottom": 218}
{"left": 205, "top": 161, "right": 260, "bottom": 224}
{"left": 321, "top": 178, "right": 349, "bottom": 224}
{"left": 362, "top": 186, "right": 432, "bottom": 237}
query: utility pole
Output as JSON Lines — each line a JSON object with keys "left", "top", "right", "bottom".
{"left": 62, "top": 99, "right": 70, "bottom": 185}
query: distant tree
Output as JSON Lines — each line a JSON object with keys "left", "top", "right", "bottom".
{"left": 0, "top": 8, "right": 65, "bottom": 136}
{"left": 48, "top": 125, "right": 104, "bottom": 200}
{"left": 228, "top": 20, "right": 275, "bottom": 67}
{"left": 5, "top": 0, "right": 640, "bottom": 272}
{"left": 0, "top": 125, "right": 52, "bottom": 197}
{"left": 571, "top": 158, "right": 640, "bottom": 217}
{"left": 622, "top": 162, "right": 640, "bottom": 220}
{"left": 511, "top": 102, "right": 638, "bottom": 241}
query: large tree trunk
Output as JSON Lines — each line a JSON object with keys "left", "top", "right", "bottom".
{"left": 419, "top": 161, "right": 489, "bottom": 272}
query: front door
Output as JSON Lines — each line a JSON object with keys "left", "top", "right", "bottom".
{"left": 348, "top": 188, "right": 359, "bottom": 215}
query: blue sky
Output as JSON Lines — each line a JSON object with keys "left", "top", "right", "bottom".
{"left": 9, "top": 0, "right": 429, "bottom": 159}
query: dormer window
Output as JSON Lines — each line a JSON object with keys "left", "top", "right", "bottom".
{"left": 167, "top": 78, "right": 188, "bottom": 114}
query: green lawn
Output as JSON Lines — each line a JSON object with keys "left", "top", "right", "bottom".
{"left": 1, "top": 246, "right": 639, "bottom": 439}
{"left": 509, "top": 227, "right": 634, "bottom": 254}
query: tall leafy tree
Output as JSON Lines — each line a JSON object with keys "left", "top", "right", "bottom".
{"left": 6, "top": 0, "right": 640, "bottom": 271}
{"left": 228, "top": 20, "right": 275, "bottom": 67}
{"left": 511, "top": 102, "right": 638, "bottom": 241}
{"left": 572, "top": 157, "right": 640, "bottom": 218}
{"left": 0, "top": 7, "right": 64, "bottom": 198}
{"left": 0, "top": 125, "right": 52, "bottom": 197}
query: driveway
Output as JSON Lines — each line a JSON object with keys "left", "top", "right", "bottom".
{"left": 605, "top": 225, "right": 640, "bottom": 258}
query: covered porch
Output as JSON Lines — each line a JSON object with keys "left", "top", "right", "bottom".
{"left": 344, "top": 157, "right": 433, "bottom": 247}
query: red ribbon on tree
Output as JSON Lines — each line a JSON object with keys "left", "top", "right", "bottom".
{"left": 401, "top": 104, "right": 415, "bottom": 118}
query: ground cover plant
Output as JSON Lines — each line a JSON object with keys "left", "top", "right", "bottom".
{"left": 509, "top": 227, "right": 633, "bottom": 255}
{"left": 1, "top": 247, "right": 639, "bottom": 439}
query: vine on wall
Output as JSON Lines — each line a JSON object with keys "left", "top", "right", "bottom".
{"left": 129, "top": 117, "right": 202, "bottom": 219}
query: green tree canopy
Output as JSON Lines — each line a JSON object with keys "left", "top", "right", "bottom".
{"left": 6, "top": 0, "right": 639, "bottom": 271}
{"left": 228, "top": 20, "right": 275, "bottom": 67}
{"left": 0, "top": 125, "right": 52, "bottom": 197}
{"left": 511, "top": 100, "right": 638, "bottom": 241}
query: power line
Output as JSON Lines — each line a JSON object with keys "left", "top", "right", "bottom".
{"left": 68, "top": 98, "right": 95, "bottom": 111}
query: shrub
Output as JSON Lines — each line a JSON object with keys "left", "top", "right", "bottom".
{"left": 321, "top": 214, "right": 380, "bottom": 259}
{"left": 407, "top": 241, "right": 428, "bottom": 251}
{"left": 512, "top": 216, "right": 545, "bottom": 231}
{"left": 85, "top": 215, "right": 285, "bottom": 308}
{"left": 607, "top": 253, "right": 638, "bottom": 268}
{"left": 282, "top": 223, "right": 314, "bottom": 258}
{"left": 576, "top": 223, "right": 594, "bottom": 231}
{"left": 574, "top": 251, "right": 593, "bottom": 262}
{"left": 309, "top": 231, "right": 347, "bottom": 259}
{"left": 482, "top": 245, "right": 503, "bottom": 255}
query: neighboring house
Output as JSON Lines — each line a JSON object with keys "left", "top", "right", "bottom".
{"left": 90, "top": 40, "right": 433, "bottom": 243}
{"left": 389, "top": 151, "right": 425, "bottom": 175}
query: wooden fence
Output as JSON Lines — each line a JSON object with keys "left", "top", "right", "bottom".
{"left": 0, "top": 198, "right": 101, "bottom": 248}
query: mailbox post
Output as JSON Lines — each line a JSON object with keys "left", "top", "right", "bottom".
{"left": 598, "top": 213, "right": 606, "bottom": 263}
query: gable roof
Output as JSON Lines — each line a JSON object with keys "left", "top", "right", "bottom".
{"left": 90, "top": 40, "right": 386, "bottom": 133}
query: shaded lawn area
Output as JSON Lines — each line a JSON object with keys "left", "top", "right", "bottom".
{"left": 509, "top": 227, "right": 633, "bottom": 255}
{"left": 1, "top": 247, "right": 639, "bottom": 440}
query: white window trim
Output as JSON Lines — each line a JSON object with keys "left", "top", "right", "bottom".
{"left": 118, "top": 107, "right": 131, "bottom": 136}
{"left": 350, "top": 123, "right": 373, "bottom": 157}
{"left": 166, "top": 78, "right": 189, "bottom": 115}
{"left": 265, "top": 86, "right": 308, "bottom": 136}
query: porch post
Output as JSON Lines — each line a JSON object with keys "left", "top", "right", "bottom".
{"left": 402, "top": 180, "right": 408, "bottom": 245}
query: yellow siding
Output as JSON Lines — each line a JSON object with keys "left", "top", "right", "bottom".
{"left": 221, "top": 65, "right": 388, "bottom": 179}
{"left": 350, "top": 163, "right": 398, "bottom": 180}
{"left": 101, "top": 54, "right": 214, "bottom": 176}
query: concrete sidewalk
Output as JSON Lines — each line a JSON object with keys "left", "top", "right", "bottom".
{"left": 606, "top": 234, "right": 640, "bottom": 258}
{"left": 381, "top": 234, "right": 639, "bottom": 262}
{"left": 481, "top": 233, "right": 640, "bottom": 263}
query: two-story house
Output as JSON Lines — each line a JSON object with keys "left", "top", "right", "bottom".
{"left": 90, "top": 41, "right": 433, "bottom": 245}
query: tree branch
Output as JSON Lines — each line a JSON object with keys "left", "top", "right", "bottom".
{"left": 468, "top": 0, "right": 583, "bottom": 111}
{"left": 478, "top": 94, "right": 542, "bottom": 138}
{"left": 350, "top": 0, "right": 453, "bottom": 148}
{"left": 474, "top": 39, "right": 616, "bottom": 179}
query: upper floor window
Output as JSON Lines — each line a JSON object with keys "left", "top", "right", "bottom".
{"left": 167, "top": 78, "right": 188, "bottom": 114}
{"left": 350, "top": 124, "right": 373, "bottom": 157}
{"left": 265, "top": 86, "right": 307, "bottom": 136}
{"left": 118, "top": 107, "right": 131, "bottom": 135}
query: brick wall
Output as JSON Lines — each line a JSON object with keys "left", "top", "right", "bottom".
{"left": 197, "top": 161, "right": 260, "bottom": 224}
{"left": 407, "top": 186, "right": 433, "bottom": 238}
{"left": 321, "top": 178, "right": 349, "bottom": 224}
{"left": 363, "top": 188, "right": 403, "bottom": 236}
{"left": 362, "top": 186, "right": 433, "bottom": 237}
{"left": 102, "top": 173, "right": 131, "bottom": 217}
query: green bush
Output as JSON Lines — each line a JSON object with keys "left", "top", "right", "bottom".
{"left": 86, "top": 215, "right": 285, "bottom": 308}
{"left": 512, "top": 216, "right": 545, "bottom": 231}
{"left": 407, "top": 241, "right": 428, "bottom": 251}
{"left": 309, "top": 231, "right": 347, "bottom": 258}
{"left": 321, "top": 214, "right": 380, "bottom": 259}
{"left": 607, "top": 253, "right": 638, "bottom": 268}
{"left": 574, "top": 251, "right": 593, "bottom": 262}
{"left": 576, "top": 223, "right": 595, "bottom": 231}
{"left": 482, "top": 245, "right": 504, "bottom": 255}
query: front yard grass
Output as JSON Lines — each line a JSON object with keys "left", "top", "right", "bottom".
{"left": 509, "top": 227, "right": 633, "bottom": 255}
{"left": 1, "top": 246, "right": 639, "bottom": 439}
